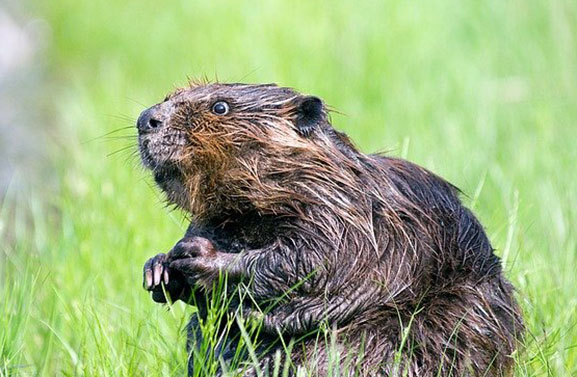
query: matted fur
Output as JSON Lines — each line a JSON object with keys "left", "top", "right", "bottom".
{"left": 138, "top": 82, "right": 523, "bottom": 376}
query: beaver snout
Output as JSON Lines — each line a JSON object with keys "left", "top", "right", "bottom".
{"left": 136, "top": 100, "right": 186, "bottom": 174}
{"left": 137, "top": 106, "right": 165, "bottom": 134}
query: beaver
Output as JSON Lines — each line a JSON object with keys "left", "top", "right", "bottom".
{"left": 137, "top": 82, "right": 523, "bottom": 376}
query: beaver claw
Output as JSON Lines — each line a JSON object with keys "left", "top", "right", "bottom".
{"left": 143, "top": 252, "right": 190, "bottom": 303}
{"left": 143, "top": 253, "right": 169, "bottom": 290}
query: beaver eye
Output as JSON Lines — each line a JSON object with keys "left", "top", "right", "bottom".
{"left": 211, "top": 101, "right": 230, "bottom": 115}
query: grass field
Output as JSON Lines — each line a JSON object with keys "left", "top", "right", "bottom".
{"left": 1, "top": 0, "right": 576, "bottom": 375}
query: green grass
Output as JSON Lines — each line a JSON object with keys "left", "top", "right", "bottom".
{"left": 1, "top": 0, "right": 576, "bottom": 375}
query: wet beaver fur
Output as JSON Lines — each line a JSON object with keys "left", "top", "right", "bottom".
{"left": 138, "top": 82, "right": 523, "bottom": 376}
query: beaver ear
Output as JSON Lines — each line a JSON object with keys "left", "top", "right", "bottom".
{"left": 294, "top": 96, "right": 324, "bottom": 137}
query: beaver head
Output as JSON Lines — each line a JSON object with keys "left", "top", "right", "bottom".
{"left": 137, "top": 83, "right": 360, "bottom": 221}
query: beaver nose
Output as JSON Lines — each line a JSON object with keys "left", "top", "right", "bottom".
{"left": 137, "top": 108, "right": 163, "bottom": 133}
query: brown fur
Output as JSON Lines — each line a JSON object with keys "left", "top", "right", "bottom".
{"left": 138, "top": 82, "right": 523, "bottom": 376}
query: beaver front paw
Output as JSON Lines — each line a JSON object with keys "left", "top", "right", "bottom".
{"left": 168, "top": 236, "right": 237, "bottom": 290}
{"left": 143, "top": 253, "right": 191, "bottom": 303}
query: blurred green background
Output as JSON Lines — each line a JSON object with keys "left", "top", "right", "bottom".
{"left": 1, "top": 0, "right": 576, "bottom": 375}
